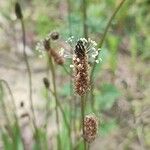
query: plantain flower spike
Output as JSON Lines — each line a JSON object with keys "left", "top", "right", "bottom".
{"left": 83, "top": 114, "right": 98, "bottom": 143}
{"left": 73, "top": 39, "right": 89, "bottom": 96}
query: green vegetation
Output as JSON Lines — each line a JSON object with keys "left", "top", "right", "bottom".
{"left": 0, "top": 0, "right": 149, "bottom": 149}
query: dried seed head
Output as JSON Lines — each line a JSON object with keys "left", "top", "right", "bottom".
{"left": 50, "top": 32, "right": 59, "bottom": 40}
{"left": 73, "top": 40, "right": 89, "bottom": 95}
{"left": 43, "top": 77, "right": 50, "bottom": 89}
{"left": 15, "top": 2, "right": 23, "bottom": 19}
{"left": 83, "top": 114, "right": 98, "bottom": 143}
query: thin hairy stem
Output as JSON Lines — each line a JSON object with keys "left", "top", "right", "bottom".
{"left": 81, "top": 95, "right": 86, "bottom": 150}
{"left": 82, "top": 0, "right": 88, "bottom": 38}
{"left": 90, "top": 0, "right": 127, "bottom": 109}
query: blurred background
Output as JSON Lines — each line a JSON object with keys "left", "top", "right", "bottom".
{"left": 0, "top": 0, "right": 150, "bottom": 150}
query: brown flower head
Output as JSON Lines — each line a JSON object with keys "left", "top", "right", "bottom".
{"left": 59, "top": 37, "right": 101, "bottom": 95}
{"left": 73, "top": 40, "right": 89, "bottom": 95}
{"left": 83, "top": 114, "right": 98, "bottom": 143}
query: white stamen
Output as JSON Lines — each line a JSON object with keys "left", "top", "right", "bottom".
{"left": 70, "top": 64, "right": 74, "bottom": 68}
{"left": 95, "top": 60, "right": 99, "bottom": 64}
{"left": 91, "top": 40, "right": 97, "bottom": 46}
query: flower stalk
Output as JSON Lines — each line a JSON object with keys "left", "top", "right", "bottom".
{"left": 15, "top": 2, "right": 41, "bottom": 148}
{"left": 44, "top": 39, "right": 72, "bottom": 150}
{"left": 81, "top": 96, "right": 86, "bottom": 150}
{"left": 90, "top": 0, "right": 127, "bottom": 110}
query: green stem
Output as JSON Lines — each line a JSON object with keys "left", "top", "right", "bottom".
{"left": 82, "top": 0, "right": 88, "bottom": 38}
{"left": 67, "top": 0, "right": 72, "bottom": 36}
{"left": 81, "top": 95, "right": 86, "bottom": 150}
{"left": 90, "top": 0, "right": 127, "bottom": 109}
{"left": 20, "top": 18, "right": 42, "bottom": 148}
{"left": 44, "top": 88, "right": 50, "bottom": 130}
{"left": 48, "top": 57, "right": 72, "bottom": 149}
{"left": 20, "top": 18, "right": 37, "bottom": 128}
{"left": 49, "top": 57, "right": 61, "bottom": 150}
{"left": 87, "top": 143, "right": 90, "bottom": 150}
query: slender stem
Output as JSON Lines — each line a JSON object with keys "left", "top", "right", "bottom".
{"left": 49, "top": 57, "right": 61, "bottom": 150}
{"left": 67, "top": 0, "right": 72, "bottom": 36}
{"left": 20, "top": 19, "right": 37, "bottom": 128}
{"left": 90, "top": 0, "right": 126, "bottom": 81}
{"left": 90, "top": 0, "right": 127, "bottom": 109}
{"left": 82, "top": 0, "right": 88, "bottom": 38}
{"left": 81, "top": 95, "right": 86, "bottom": 150}
{"left": 87, "top": 143, "right": 90, "bottom": 150}
{"left": 20, "top": 18, "right": 42, "bottom": 148}
{"left": 44, "top": 88, "right": 50, "bottom": 130}
{"left": 48, "top": 56, "right": 72, "bottom": 149}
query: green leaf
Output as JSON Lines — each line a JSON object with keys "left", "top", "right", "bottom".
{"left": 100, "top": 119, "right": 117, "bottom": 136}
{"left": 95, "top": 83, "right": 121, "bottom": 110}
{"left": 1, "top": 132, "right": 13, "bottom": 150}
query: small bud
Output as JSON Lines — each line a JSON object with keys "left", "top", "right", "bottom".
{"left": 15, "top": 2, "right": 23, "bottom": 19}
{"left": 43, "top": 77, "right": 50, "bottom": 89}
{"left": 20, "top": 101, "right": 24, "bottom": 107}
{"left": 50, "top": 32, "right": 59, "bottom": 40}
{"left": 83, "top": 114, "right": 98, "bottom": 143}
